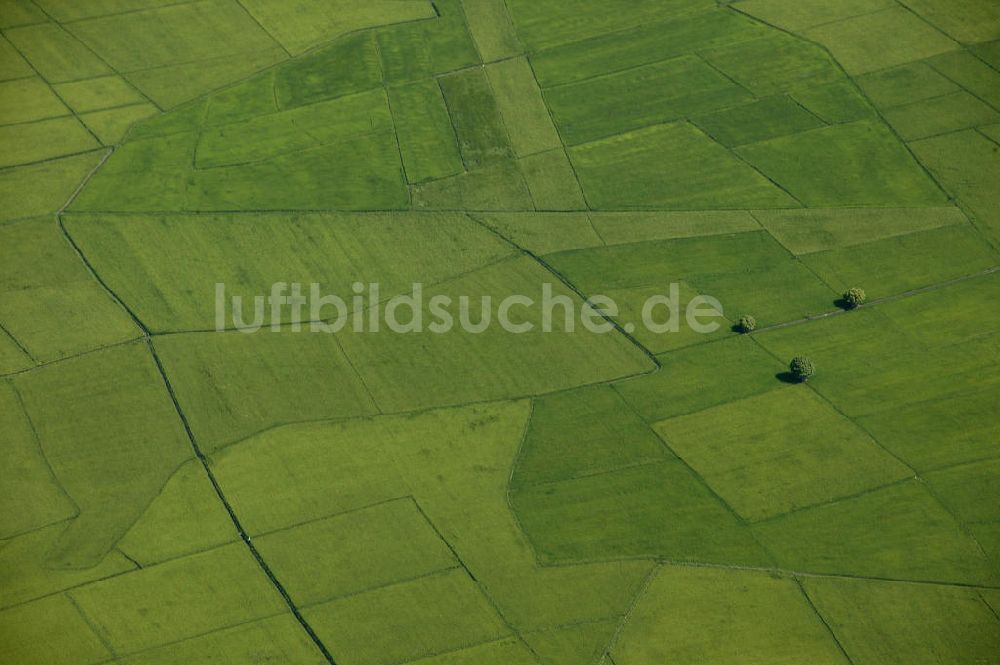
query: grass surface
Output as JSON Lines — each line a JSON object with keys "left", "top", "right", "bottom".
{"left": 1, "top": 1, "right": 998, "bottom": 663}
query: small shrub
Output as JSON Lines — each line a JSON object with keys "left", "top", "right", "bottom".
{"left": 738, "top": 315, "right": 757, "bottom": 334}
{"left": 843, "top": 287, "right": 866, "bottom": 310}
{"left": 789, "top": 356, "right": 815, "bottom": 383}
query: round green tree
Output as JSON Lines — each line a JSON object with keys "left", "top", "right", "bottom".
{"left": 738, "top": 315, "right": 757, "bottom": 334}
{"left": 843, "top": 287, "right": 866, "bottom": 310}
{"left": 789, "top": 356, "right": 815, "bottom": 383}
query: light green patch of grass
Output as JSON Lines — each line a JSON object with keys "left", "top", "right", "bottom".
{"left": 54, "top": 75, "right": 147, "bottom": 114}
{"left": 511, "top": 461, "right": 770, "bottom": 565}
{"left": 753, "top": 206, "right": 967, "bottom": 255}
{"left": 803, "top": 577, "right": 1000, "bottom": 664}
{"left": 511, "top": 384, "right": 669, "bottom": 489}
{"left": 858, "top": 385, "right": 1000, "bottom": 472}
{"left": 81, "top": 103, "right": 158, "bottom": 144}
{"left": 32, "top": 0, "right": 180, "bottom": 22}
{"left": 701, "top": 32, "right": 841, "bottom": 96}
{"left": 0, "top": 116, "right": 100, "bottom": 168}
{"left": 336, "top": 256, "right": 653, "bottom": 412}
{"left": 412, "top": 161, "right": 532, "bottom": 210}
{"left": 523, "top": 621, "right": 618, "bottom": 665}
{"left": 376, "top": 0, "right": 479, "bottom": 84}
{"left": 590, "top": 210, "right": 758, "bottom": 245}
{"left": 898, "top": 0, "right": 1000, "bottom": 44}
{"left": 530, "top": 10, "right": 766, "bottom": 88}
{"left": 486, "top": 56, "right": 561, "bottom": 157}
{"left": 926, "top": 49, "right": 1000, "bottom": 109}
{"left": 240, "top": 0, "right": 436, "bottom": 55}
{"left": 612, "top": 566, "right": 850, "bottom": 665}
{"left": 473, "top": 212, "right": 603, "bottom": 254}
{"left": 0, "top": 152, "right": 104, "bottom": 221}
{"left": 545, "top": 55, "right": 753, "bottom": 146}
{"left": 924, "top": 457, "right": 1000, "bottom": 524}
{"left": 196, "top": 88, "right": 391, "bottom": 168}
{"left": 570, "top": 122, "right": 796, "bottom": 209}
{"left": 154, "top": 331, "right": 378, "bottom": 451}
{"left": 0, "top": 77, "right": 68, "bottom": 125}
{"left": 505, "top": 0, "right": 710, "bottom": 51}
{"left": 0, "top": 35, "right": 32, "bottom": 80}
{"left": 0, "top": 217, "right": 139, "bottom": 360}
{"left": 13, "top": 343, "right": 191, "bottom": 569}
{"left": 70, "top": 543, "right": 287, "bottom": 654}
{"left": 614, "top": 336, "right": 783, "bottom": 422}
{"left": 5, "top": 22, "right": 110, "bottom": 82}
{"left": 256, "top": 498, "right": 457, "bottom": 606}
{"left": 911, "top": 129, "right": 1000, "bottom": 248}
{"left": 803, "top": 7, "right": 958, "bottom": 75}
{"left": 655, "top": 388, "right": 912, "bottom": 521}
{"left": 389, "top": 80, "right": 465, "bottom": 184}
{"left": 385, "top": 637, "right": 538, "bottom": 665}
{"left": 801, "top": 225, "right": 999, "bottom": 299}
{"left": 305, "top": 569, "right": 510, "bottom": 665}
{"left": 117, "top": 460, "right": 236, "bottom": 566}
{"left": 790, "top": 80, "right": 876, "bottom": 124}
{"left": 856, "top": 62, "right": 960, "bottom": 109}
{"left": 693, "top": 95, "right": 825, "bottom": 147}
{"left": 0, "top": 594, "right": 111, "bottom": 665}
{"left": 461, "top": 0, "right": 522, "bottom": 62}
{"left": 737, "top": 120, "right": 947, "bottom": 206}
{"left": 117, "top": 614, "right": 328, "bottom": 665}
{"left": 65, "top": 211, "right": 512, "bottom": 331}
{"left": 884, "top": 91, "right": 1000, "bottom": 141}
{"left": 0, "top": 380, "right": 75, "bottom": 540}
{"left": 753, "top": 481, "right": 994, "bottom": 584}
{"left": 732, "top": 0, "right": 893, "bottom": 32}
{"left": 518, "top": 149, "right": 586, "bottom": 210}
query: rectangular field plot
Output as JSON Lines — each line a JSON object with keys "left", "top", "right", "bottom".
{"left": 701, "top": 32, "right": 841, "bottom": 96}
{"left": 692, "top": 95, "right": 824, "bottom": 147}
{"left": 154, "top": 331, "right": 378, "bottom": 452}
{"left": 0, "top": 77, "right": 68, "bottom": 125}
{"left": 544, "top": 55, "right": 752, "bottom": 145}
{"left": 753, "top": 206, "right": 967, "bottom": 255}
{"left": 388, "top": 80, "right": 464, "bottom": 184}
{"left": 546, "top": 230, "right": 836, "bottom": 328}
{"left": 0, "top": 151, "right": 105, "bottom": 221}
{"left": 64, "top": 212, "right": 512, "bottom": 332}
{"left": 737, "top": 120, "right": 946, "bottom": 206}
{"left": 801, "top": 225, "right": 998, "bottom": 299}
{"left": 0, "top": 217, "right": 138, "bottom": 361}
{"left": 5, "top": 22, "right": 111, "bottom": 81}
{"left": 117, "top": 614, "right": 327, "bottom": 665}
{"left": 655, "top": 388, "right": 911, "bottom": 521}
{"left": 54, "top": 75, "right": 147, "bottom": 113}
{"left": 255, "top": 498, "right": 457, "bottom": 606}
{"left": 70, "top": 544, "right": 287, "bottom": 654}
{"left": 273, "top": 33, "right": 382, "bottom": 110}
{"left": 13, "top": 343, "right": 191, "bottom": 570}
{"left": 376, "top": 0, "right": 479, "bottom": 84}
{"left": 883, "top": 91, "right": 999, "bottom": 141}
{"left": 590, "top": 210, "right": 758, "bottom": 245}
{"left": 752, "top": 482, "right": 994, "bottom": 585}
{"left": 474, "top": 212, "right": 602, "bottom": 254}
{"left": 612, "top": 567, "right": 850, "bottom": 665}
{"left": 802, "top": 577, "right": 1000, "bottom": 665}
{"left": 530, "top": 10, "right": 766, "bottom": 89}
{"left": 518, "top": 149, "right": 586, "bottom": 211}
{"left": 0, "top": 594, "right": 111, "bottom": 665}
{"left": 462, "top": 0, "right": 522, "bottom": 62}
{"left": 305, "top": 569, "right": 509, "bottom": 665}
{"left": 439, "top": 67, "right": 514, "bottom": 169}
{"left": 0, "top": 117, "right": 100, "bottom": 168}
{"left": 335, "top": 256, "right": 653, "bottom": 412}
{"left": 486, "top": 56, "right": 561, "bottom": 157}
{"left": 510, "top": 461, "right": 770, "bottom": 566}
{"left": 569, "top": 122, "right": 796, "bottom": 209}
{"left": 614, "top": 336, "right": 784, "bottom": 422}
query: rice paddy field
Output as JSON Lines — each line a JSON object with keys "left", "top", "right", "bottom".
{"left": 1, "top": 1, "right": 999, "bottom": 663}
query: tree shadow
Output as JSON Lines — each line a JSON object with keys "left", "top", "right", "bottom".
{"left": 775, "top": 371, "right": 803, "bottom": 384}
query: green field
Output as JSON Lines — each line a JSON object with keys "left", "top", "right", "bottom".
{"left": 1, "top": 0, "right": 998, "bottom": 663}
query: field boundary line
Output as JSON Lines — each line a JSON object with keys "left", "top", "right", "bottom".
{"left": 144, "top": 337, "right": 339, "bottom": 664}
{"left": 793, "top": 577, "right": 857, "bottom": 665}
{"left": 600, "top": 564, "right": 658, "bottom": 661}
